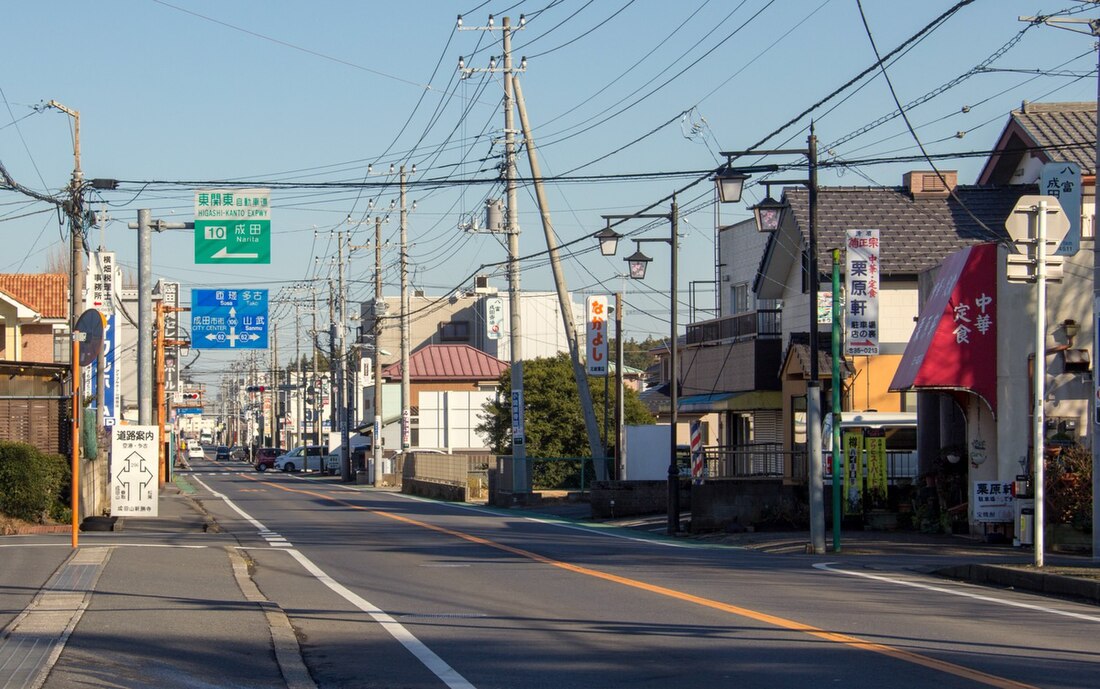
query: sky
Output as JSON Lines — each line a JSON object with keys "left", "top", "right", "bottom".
{"left": 1, "top": 0, "right": 1098, "bottom": 388}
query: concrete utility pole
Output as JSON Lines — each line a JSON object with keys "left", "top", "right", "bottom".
{"left": 374, "top": 216, "right": 384, "bottom": 484}
{"left": 400, "top": 166, "right": 411, "bottom": 457}
{"left": 312, "top": 285, "right": 321, "bottom": 446}
{"left": 48, "top": 101, "right": 84, "bottom": 342}
{"left": 295, "top": 296, "right": 303, "bottom": 450}
{"left": 337, "top": 232, "right": 351, "bottom": 481}
{"left": 512, "top": 74, "right": 604, "bottom": 466}
{"left": 460, "top": 13, "right": 528, "bottom": 495}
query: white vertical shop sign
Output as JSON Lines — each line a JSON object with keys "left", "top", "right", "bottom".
{"left": 586, "top": 295, "right": 609, "bottom": 376}
{"left": 845, "top": 229, "right": 880, "bottom": 356}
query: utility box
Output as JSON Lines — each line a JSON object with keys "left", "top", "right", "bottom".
{"left": 622, "top": 425, "right": 671, "bottom": 480}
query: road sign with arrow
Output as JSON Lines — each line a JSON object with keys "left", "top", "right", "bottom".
{"left": 190, "top": 288, "right": 269, "bottom": 350}
{"left": 194, "top": 189, "right": 271, "bottom": 264}
{"left": 110, "top": 425, "right": 159, "bottom": 517}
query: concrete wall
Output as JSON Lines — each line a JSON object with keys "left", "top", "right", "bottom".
{"left": 688, "top": 479, "right": 802, "bottom": 532}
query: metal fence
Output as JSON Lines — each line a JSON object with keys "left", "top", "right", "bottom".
{"left": 699, "top": 444, "right": 918, "bottom": 484}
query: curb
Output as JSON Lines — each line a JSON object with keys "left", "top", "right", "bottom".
{"left": 2, "top": 524, "right": 72, "bottom": 535}
{"left": 936, "top": 564, "right": 1100, "bottom": 605}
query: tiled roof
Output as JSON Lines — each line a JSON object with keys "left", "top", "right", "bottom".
{"left": 381, "top": 344, "right": 508, "bottom": 381}
{"left": 0, "top": 274, "right": 69, "bottom": 319}
{"left": 1012, "top": 101, "right": 1096, "bottom": 174}
{"left": 783, "top": 184, "right": 1032, "bottom": 275}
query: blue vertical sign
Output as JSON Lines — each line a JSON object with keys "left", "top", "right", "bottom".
{"left": 90, "top": 314, "right": 118, "bottom": 425}
{"left": 190, "top": 289, "right": 269, "bottom": 349}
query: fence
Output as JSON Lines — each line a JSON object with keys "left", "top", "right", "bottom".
{"left": 699, "top": 444, "right": 917, "bottom": 484}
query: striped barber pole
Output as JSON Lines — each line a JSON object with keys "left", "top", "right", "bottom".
{"left": 690, "top": 420, "right": 704, "bottom": 485}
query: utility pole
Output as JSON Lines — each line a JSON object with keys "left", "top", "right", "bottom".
{"left": 295, "top": 295, "right": 303, "bottom": 451}
{"left": 374, "top": 216, "right": 384, "bottom": 484}
{"left": 400, "top": 166, "right": 411, "bottom": 456}
{"left": 337, "top": 232, "right": 351, "bottom": 481}
{"left": 460, "top": 13, "right": 528, "bottom": 495}
{"left": 512, "top": 73, "right": 604, "bottom": 468}
{"left": 312, "top": 285, "right": 321, "bottom": 446}
{"left": 48, "top": 101, "right": 84, "bottom": 345}
{"left": 272, "top": 323, "right": 280, "bottom": 450}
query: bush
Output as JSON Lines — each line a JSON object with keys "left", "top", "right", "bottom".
{"left": 0, "top": 441, "right": 70, "bottom": 523}
{"left": 1046, "top": 444, "right": 1092, "bottom": 531}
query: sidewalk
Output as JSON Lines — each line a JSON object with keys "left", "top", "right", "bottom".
{"left": 0, "top": 481, "right": 312, "bottom": 689}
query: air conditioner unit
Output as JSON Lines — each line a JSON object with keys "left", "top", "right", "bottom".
{"left": 473, "top": 275, "right": 496, "bottom": 294}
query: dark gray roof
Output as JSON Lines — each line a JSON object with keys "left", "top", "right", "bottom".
{"left": 1012, "top": 101, "right": 1096, "bottom": 174}
{"left": 783, "top": 184, "right": 1033, "bottom": 275}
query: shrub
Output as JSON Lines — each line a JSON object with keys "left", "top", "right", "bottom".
{"left": 1046, "top": 444, "right": 1092, "bottom": 530}
{"left": 0, "top": 441, "right": 70, "bottom": 523}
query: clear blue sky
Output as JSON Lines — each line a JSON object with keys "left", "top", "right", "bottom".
{"left": 1, "top": 0, "right": 1096, "bottom": 385}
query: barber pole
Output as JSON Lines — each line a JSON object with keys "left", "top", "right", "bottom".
{"left": 690, "top": 420, "right": 704, "bottom": 485}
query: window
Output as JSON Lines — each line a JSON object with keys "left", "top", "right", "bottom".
{"left": 439, "top": 320, "right": 470, "bottom": 342}
{"left": 731, "top": 283, "right": 750, "bottom": 314}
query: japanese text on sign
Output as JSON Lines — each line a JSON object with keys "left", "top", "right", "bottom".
{"left": 586, "top": 296, "right": 609, "bottom": 376}
{"left": 845, "top": 229, "right": 880, "bottom": 355}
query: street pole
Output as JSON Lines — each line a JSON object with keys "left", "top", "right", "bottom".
{"left": 831, "top": 248, "right": 843, "bottom": 553}
{"left": 400, "top": 166, "right": 411, "bottom": 458}
{"left": 669, "top": 197, "right": 680, "bottom": 535}
{"left": 312, "top": 286, "right": 320, "bottom": 446}
{"left": 806, "top": 126, "right": 825, "bottom": 555}
{"left": 503, "top": 17, "right": 527, "bottom": 493}
{"left": 338, "top": 233, "right": 350, "bottom": 481}
{"left": 1035, "top": 198, "right": 1049, "bottom": 567}
{"left": 614, "top": 292, "right": 624, "bottom": 479}
{"left": 374, "top": 216, "right": 384, "bottom": 484}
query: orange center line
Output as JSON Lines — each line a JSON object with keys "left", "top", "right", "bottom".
{"left": 245, "top": 475, "right": 1036, "bottom": 689}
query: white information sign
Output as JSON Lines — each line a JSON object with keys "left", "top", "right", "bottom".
{"left": 1041, "top": 162, "right": 1081, "bottom": 256}
{"left": 845, "top": 229, "right": 880, "bottom": 356}
{"left": 111, "top": 425, "right": 160, "bottom": 517}
{"left": 973, "top": 479, "right": 1015, "bottom": 523}
{"left": 85, "top": 251, "right": 116, "bottom": 315}
{"left": 586, "top": 295, "right": 609, "bottom": 376}
{"left": 486, "top": 297, "right": 504, "bottom": 340}
{"left": 511, "top": 389, "right": 525, "bottom": 446}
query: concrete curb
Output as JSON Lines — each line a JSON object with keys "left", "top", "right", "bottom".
{"left": 936, "top": 564, "right": 1100, "bottom": 605}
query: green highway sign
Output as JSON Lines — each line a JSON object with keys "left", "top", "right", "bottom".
{"left": 194, "top": 189, "right": 271, "bottom": 264}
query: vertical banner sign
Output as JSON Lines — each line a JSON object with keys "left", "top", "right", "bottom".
{"left": 158, "top": 281, "right": 181, "bottom": 392}
{"left": 110, "top": 425, "right": 160, "bottom": 517}
{"left": 511, "top": 389, "right": 525, "bottom": 447}
{"left": 845, "top": 229, "right": 880, "bottom": 355}
{"left": 586, "top": 296, "right": 609, "bottom": 376}
{"left": 864, "top": 427, "right": 888, "bottom": 504}
{"left": 1041, "top": 162, "right": 1081, "bottom": 256}
{"left": 842, "top": 430, "right": 864, "bottom": 515}
{"left": 194, "top": 188, "right": 271, "bottom": 264}
{"left": 85, "top": 251, "right": 115, "bottom": 314}
{"left": 90, "top": 314, "right": 119, "bottom": 426}
{"left": 486, "top": 297, "right": 504, "bottom": 340}
{"left": 690, "top": 420, "right": 704, "bottom": 485}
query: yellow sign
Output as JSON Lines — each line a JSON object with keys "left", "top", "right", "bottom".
{"left": 842, "top": 431, "right": 864, "bottom": 515}
{"left": 864, "top": 431, "right": 888, "bottom": 504}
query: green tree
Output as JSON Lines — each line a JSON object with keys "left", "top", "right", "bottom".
{"left": 618, "top": 336, "right": 664, "bottom": 372}
{"left": 477, "top": 353, "right": 654, "bottom": 457}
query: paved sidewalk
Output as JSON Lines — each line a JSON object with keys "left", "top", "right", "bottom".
{"left": 0, "top": 481, "right": 313, "bottom": 689}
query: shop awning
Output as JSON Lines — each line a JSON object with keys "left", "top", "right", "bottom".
{"left": 677, "top": 390, "right": 782, "bottom": 413}
{"left": 890, "top": 242, "right": 998, "bottom": 415}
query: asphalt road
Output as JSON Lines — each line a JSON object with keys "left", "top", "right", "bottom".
{"left": 182, "top": 456, "right": 1100, "bottom": 689}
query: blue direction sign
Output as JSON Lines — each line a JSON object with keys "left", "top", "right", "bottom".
{"left": 191, "top": 289, "right": 269, "bottom": 350}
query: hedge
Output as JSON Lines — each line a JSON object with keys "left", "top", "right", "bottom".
{"left": 0, "top": 441, "right": 70, "bottom": 523}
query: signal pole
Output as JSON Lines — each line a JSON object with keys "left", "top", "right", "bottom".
{"left": 399, "top": 166, "right": 411, "bottom": 457}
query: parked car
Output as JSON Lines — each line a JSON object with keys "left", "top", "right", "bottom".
{"left": 273, "top": 445, "right": 327, "bottom": 472}
{"left": 187, "top": 444, "right": 205, "bottom": 460}
{"left": 231, "top": 446, "right": 248, "bottom": 461}
{"left": 215, "top": 445, "right": 231, "bottom": 461}
{"left": 253, "top": 447, "right": 284, "bottom": 472}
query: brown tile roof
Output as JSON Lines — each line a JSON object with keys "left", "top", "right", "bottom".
{"left": 1012, "top": 101, "right": 1096, "bottom": 174}
{"left": 0, "top": 274, "right": 69, "bottom": 319}
{"left": 782, "top": 184, "right": 1032, "bottom": 276}
{"left": 381, "top": 344, "right": 508, "bottom": 381}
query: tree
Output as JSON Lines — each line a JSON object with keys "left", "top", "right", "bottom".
{"left": 476, "top": 352, "right": 654, "bottom": 457}
{"left": 619, "top": 336, "right": 664, "bottom": 372}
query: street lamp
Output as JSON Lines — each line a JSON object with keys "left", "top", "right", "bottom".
{"left": 753, "top": 195, "right": 786, "bottom": 232}
{"left": 720, "top": 126, "right": 825, "bottom": 554}
{"left": 594, "top": 173, "right": 749, "bottom": 536}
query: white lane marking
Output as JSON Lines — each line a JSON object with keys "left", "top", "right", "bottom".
{"left": 193, "top": 475, "right": 476, "bottom": 689}
{"left": 284, "top": 549, "right": 476, "bottom": 689}
{"left": 814, "top": 562, "right": 1100, "bottom": 623}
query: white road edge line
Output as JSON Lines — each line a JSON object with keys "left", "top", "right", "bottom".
{"left": 192, "top": 475, "right": 477, "bottom": 689}
{"left": 813, "top": 562, "right": 1100, "bottom": 623}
